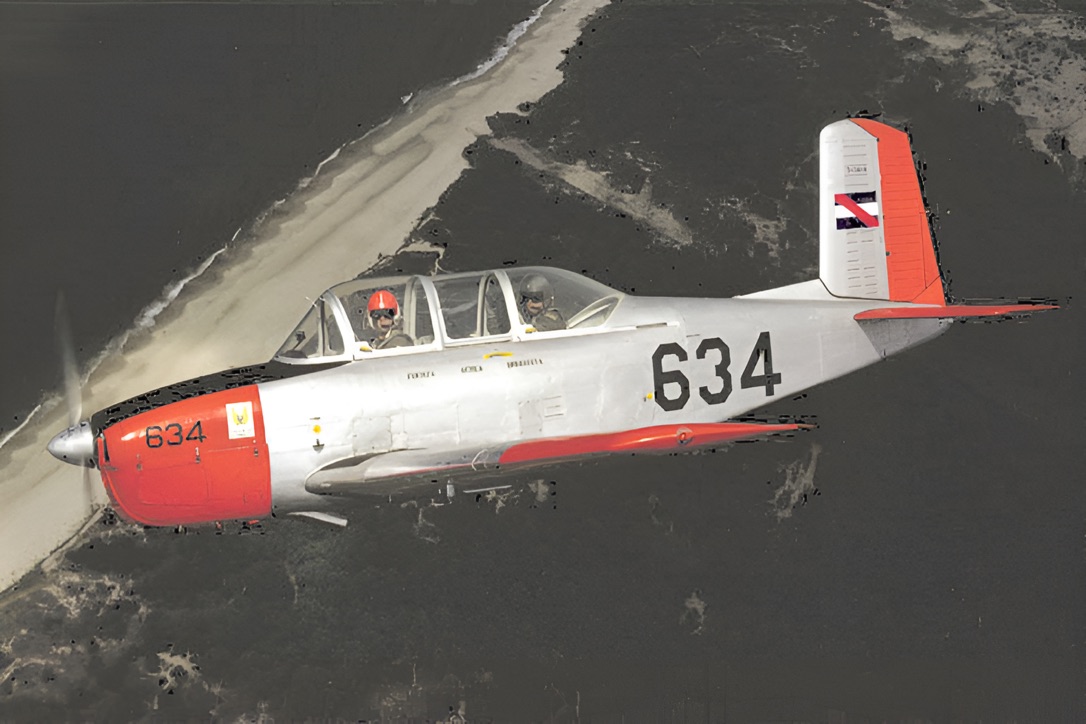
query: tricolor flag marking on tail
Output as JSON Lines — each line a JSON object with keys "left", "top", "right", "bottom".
{"left": 834, "top": 191, "right": 879, "bottom": 229}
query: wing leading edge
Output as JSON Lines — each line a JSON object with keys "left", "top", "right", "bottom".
{"left": 305, "top": 421, "right": 812, "bottom": 496}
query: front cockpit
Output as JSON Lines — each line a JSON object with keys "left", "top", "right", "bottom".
{"left": 274, "top": 267, "right": 625, "bottom": 364}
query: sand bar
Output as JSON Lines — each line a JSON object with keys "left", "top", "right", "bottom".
{"left": 0, "top": 0, "right": 609, "bottom": 593}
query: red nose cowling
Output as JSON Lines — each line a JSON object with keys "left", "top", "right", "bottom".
{"left": 97, "top": 385, "right": 271, "bottom": 526}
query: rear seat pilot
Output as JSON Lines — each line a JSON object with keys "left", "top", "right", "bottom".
{"left": 518, "top": 274, "right": 566, "bottom": 332}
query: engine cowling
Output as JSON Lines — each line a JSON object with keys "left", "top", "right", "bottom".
{"left": 97, "top": 386, "right": 271, "bottom": 526}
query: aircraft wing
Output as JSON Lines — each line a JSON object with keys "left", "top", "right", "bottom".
{"left": 305, "top": 421, "right": 811, "bottom": 496}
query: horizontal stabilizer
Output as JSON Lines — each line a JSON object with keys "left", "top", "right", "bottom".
{"left": 306, "top": 421, "right": 812, "bottom": 495}
{"left": 855, "top": 303, "right": 1058, "bottom": 321}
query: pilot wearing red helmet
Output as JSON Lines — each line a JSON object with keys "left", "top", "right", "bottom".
{"left": 366, "top": 290, "right": 413, "bottom": 350}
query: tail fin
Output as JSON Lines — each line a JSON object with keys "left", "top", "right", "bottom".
{"left": 819, "top": 118, "right": 945, "bottom": 305}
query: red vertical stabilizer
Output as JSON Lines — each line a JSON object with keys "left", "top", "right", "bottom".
{"left": 850, "top": 118, "right": 945, "bottom": 306}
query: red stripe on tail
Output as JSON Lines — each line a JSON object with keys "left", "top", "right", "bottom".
{"left": 851, "top": 118, "right": 945, "bottom": 306}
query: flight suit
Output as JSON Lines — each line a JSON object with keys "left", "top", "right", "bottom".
{"left": 526, "top": 308, "right": 567, "bottom": 332}
{"left": 371, "top": 329, "right": 414, "bottom": 349}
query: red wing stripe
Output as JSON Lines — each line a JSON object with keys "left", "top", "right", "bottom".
{"left": 834, "top": 193, "right": 880, "bottom": 228}
{"left": 499, "top": 422, "right": 810, "bottom": 465}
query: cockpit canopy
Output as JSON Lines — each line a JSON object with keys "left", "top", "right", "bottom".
{"left": 275, "top": 267, "right": 624, "bottom": 364}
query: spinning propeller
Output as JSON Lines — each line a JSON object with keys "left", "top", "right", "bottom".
{"left": 47, "top": 292, "right": 98, "bottom": 513}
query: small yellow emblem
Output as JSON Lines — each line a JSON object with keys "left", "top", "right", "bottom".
{"left": 226, "top": 401, "right": 255, "bottom": 440}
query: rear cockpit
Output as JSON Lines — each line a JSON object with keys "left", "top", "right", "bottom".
{"left": 274, "top": 267, "right": 624, "bottom": 364}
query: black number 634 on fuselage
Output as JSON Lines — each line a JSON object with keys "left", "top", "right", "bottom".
{"left": 651, "top": 332, "right": 781, "bottom": 412}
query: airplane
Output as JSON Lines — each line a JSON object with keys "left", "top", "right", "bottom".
{"left": 47, "top": 118, "right": 1056, "bottom": 528}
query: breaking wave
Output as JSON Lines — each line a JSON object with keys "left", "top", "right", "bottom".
{"left": 451, "top": 0, "right": 553, "bottom": 87}
{"left": 0, "top": 403, "right": 42, "bottom": 451}
{"left": 0, "top": 245, "right": 230, "bottom": 455}
{"left": 0, "top": 0, "right": 552, "bottom": 455}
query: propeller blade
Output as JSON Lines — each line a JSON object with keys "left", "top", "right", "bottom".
{"left": 83, "top": 463, "right": 97, "bottom": 513}
{"left": 54, "top": 291, "right": 82, "bottom": 426}
{"left": 52, "top": 292, "right": 100, "bottom": 516}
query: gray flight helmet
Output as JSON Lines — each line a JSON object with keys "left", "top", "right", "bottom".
{"left": 519, "top": 273, "right": 554, "bottom": 308}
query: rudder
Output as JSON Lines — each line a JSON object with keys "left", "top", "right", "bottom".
{"left": 819, "top": 118, "right": 945, "bottom": 305}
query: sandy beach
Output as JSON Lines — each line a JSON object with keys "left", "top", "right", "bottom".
{"left": 0, "top": 0, "right": 609, "bottom": 594}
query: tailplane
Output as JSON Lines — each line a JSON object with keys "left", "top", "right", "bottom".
{"left": 819, "top": 118, "right": 945, "bottom": 305}
{"left": 750, "top": 117, "right": 1055, "bottom": 320}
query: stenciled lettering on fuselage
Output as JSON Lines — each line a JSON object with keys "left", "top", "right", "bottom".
{"left": 651, "top": 332, "right": 781, "bottom": 412}
{"left": 406, "top": 370, "right": 435, "bottom": 379}
{"left": 507, "top": 358, "right": 543, "bottom": 368}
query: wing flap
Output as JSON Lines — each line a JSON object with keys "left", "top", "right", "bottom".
{"left": 305, "top": 421, "right": 812, "bottom": 496}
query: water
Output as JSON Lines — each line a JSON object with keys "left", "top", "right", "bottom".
{"left": 0, "top": 0, "right": 539, "bottom": 437}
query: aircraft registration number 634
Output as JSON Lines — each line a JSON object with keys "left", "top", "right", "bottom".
{"left": 652, "top": 332, "right": 781, "bottom": 412}
{"left": 145, "top": 421, "right": 206, "bottom": 448}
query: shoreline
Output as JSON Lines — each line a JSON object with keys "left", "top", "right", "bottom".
{"left": 0, "top": 0, "right": 610, "bottom": 594}
{"left": 0, "top": 0, "right": 542, "bottom": 435}
{"left": 0, "top": 3, "right": 547, "bottom": 456}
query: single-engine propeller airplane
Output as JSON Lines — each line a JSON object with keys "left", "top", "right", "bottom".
{"left": 48, "top": 118, "right": 1056, "bottom": 527}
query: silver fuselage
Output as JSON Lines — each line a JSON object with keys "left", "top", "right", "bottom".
{"left": 259, "top": 285, "right": 946, "bottom": 510}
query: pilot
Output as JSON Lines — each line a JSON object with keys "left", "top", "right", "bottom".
{"left": 518, "top": 274, "right": 566, "bottom": 332}
{"left": 366, "top": 290, "right": 414, "bottom": 350}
